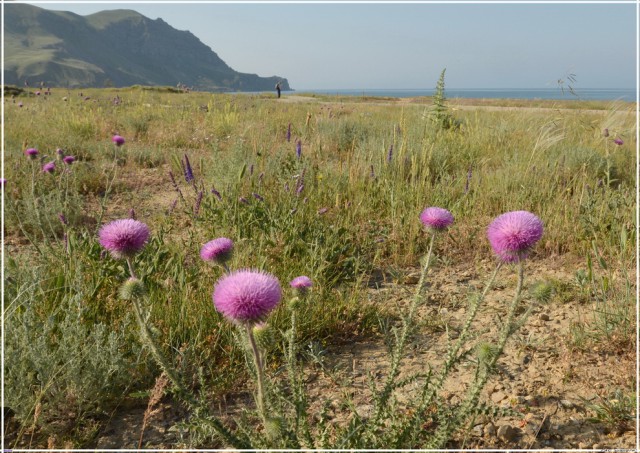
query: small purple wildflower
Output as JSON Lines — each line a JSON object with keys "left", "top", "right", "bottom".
{"left": 387, "top": 144, "right": 393, "bottom": 163}
{"left": 259, "top": 172, "right": 264, "bottom": 182}
{"left": 63, "top": 155, "right": 75, "bottom": 165}
{"left": 614, "top": 137, "right": 624, "bottom": 146}
{"left": 211, "top": 187, "right": 222, "bottom": 200}
{"left": 194, "top": 190, "right": 203, "bottom": 216}
{"left": 35, "top": 91, "right": 41, "bottom": 96}
{"left": 290, "top": 276, "right": 313, "bottom": 295}
{"left": 213, "top": 269, "right": 282, "bottom": 325}
{"left": 295, "top": 184, "right": 304, "bottom": 196}
{"left": 42, "top": 161, "right": 56, "bottom": 173}
{"left": 239, "top": 196, "right": 249, "bottom": 204}
{"left": 168, "top": 198, "right": 178, "bottom": 214}
{"left": 99, "top": 218, "right": 150, "bottom": 259}
{"left": 183, "top": 154, "right": 194, "bottom": 183}
{"left": 487, "top": 211, "right": 543, "bottom": 263}
{"left": 112, "top": 135, "right": 125, "bottom": 147}
{"left": 201, "top": 237, "right": 234, "bottom": 265}
{"left": 296, "top": 140, "right": 302, "bottom": 159}
{"left": 168, "top": 171, "right": 185, "bottom": 199}
{"left": 252, "top": 193, "right": 264, "bottom": 202}
{"left": 286, "top": 123, "right": 292, "bottom": 142}
{"left": 465, "top": 166, "right": 472, "bottom": 194}
{"left": 58, "top": 213, "right": 68, "bottom": 225}
{"left": 18, "top": 102, "right": 23, "bottom": 108}
{"left": 56, "top": 148, "right": 65, "bottom": 158}
{"left": 24, "top": 148, "right": 38, "bottom": 159}
{"left": 420, "top": 207, "right": 454, "bottom": 232}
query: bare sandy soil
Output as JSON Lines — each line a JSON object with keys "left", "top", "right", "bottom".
{"left": 51, "top": 257, "right": 633, "bottom": 450}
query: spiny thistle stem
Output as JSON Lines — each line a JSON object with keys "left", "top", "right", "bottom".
{"left": 397, "top": 261, "right": 503, "bottom": 446}
{"left": 127, "top": 258, "right": 246, "bottom": 448}
{"left": 428, "top": 261, "right": 525, "bottom": 449}
{"left": 375, "top": 232, "right": 436, "bottom": 420}
{"left": 246, "top": 324, "right": 268, "bottom": 425}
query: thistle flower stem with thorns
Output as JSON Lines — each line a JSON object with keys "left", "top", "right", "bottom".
{"left": 246, "top": 324, "right": 268, "bottom": 425}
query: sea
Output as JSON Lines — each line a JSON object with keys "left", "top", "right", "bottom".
{"left": 285, "top": 88, "right": 636, "bottom": 101}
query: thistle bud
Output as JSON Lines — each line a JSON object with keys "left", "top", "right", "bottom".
{"left": 119, "top": 277, "right": 146, "bottom": 300}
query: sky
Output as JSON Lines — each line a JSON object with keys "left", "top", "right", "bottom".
{"left": 22, "top": 2, "right": 638, "bottom": 90}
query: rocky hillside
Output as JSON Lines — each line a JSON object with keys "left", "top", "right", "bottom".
{"left": 4, "top": 4, "right": 291, "bottom": 92}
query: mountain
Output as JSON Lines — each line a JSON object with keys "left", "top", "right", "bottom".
{"left": 4, "top": 4, "right": 291, "bottom": 92}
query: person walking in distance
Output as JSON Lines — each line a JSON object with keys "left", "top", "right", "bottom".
{"left": 275, "top": 81, "right": 282, "bottom": 98}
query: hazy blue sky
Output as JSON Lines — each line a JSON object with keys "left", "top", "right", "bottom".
{"left": 26, "top": 2, "right": 638, "bottom": 90}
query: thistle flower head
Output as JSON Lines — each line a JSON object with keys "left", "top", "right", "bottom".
{"left": 420, "top": 207, "right": 454, "bottom": 232}
{"left": 213, "top": 269, "right": 282, "bottom": 325}
{"left": 119, "top": 277, "right": 146, "bottom": 300}
{"left": 62, "top": 155, "right": 75, "bottom": 165}
{"left": 25, "top": 148, "right": 38, "bottom": 159}
{"left": 614, "top": 137, "right": 624, "bottom": 146}
{"left": 487, "top": 210, "right": 543, "bottom": 263}
{"left": 200, "top": 237, "right": 234, "bottom": 265}
{"left": 99, "top": 218, "right": 150, "bottom": 259}
{"left": 290, "top": 276, "right": 313, "bottom": 296}
{"left": 56, "top": 148, "right": 65, "bottom": 157}
{"left": 112, "top": 135, "right": 125, "bottom": 146}
{"left": 42, "top": 161, "right": 56, "bottom": 173}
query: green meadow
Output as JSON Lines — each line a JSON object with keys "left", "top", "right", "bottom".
{"left": 4, "top": 86, "right": 636, "bottom": 448}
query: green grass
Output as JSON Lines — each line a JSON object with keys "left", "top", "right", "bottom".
{"left": 4, "top": 86, "right": 636, "bottom": 447}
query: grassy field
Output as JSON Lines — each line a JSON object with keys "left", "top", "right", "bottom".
{"left": 4, "top": 86, "right": 636, "bottom": 449}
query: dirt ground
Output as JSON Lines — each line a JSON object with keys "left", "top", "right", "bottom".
{"left": 59, "top": 256, "right": 635, "bottom": 450}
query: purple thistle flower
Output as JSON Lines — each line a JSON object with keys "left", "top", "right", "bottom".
{"left": 63, "top": 155, "right": 75, "bottom": 165}
{"left": 286, "top": 123, "right": 292, "bottom": 142}
{"left": 420, "top": 207, "right": 454, "bottom": 232}
{"left": 387, "top": 144, "right": 393, "bottom": 163}
{"left": 56, "top": 148, "right": 65, "bottom": 158}
{"left": 201, "top": 237, "right": 234, "bottom": 265}
{"left": 35, "top": 91, "right": 41, "bottom": 96}
{"left": 42, "top": 161, "right": 56, "bottom": 173}
{"left": 183, "top": 154, "right": 195, "bottom": 183}
{"left": 252, "top": 193, "right": 264, "bottom": 202}
{"left": 18, "top": 102, "right": 23, "bottom": 108}
{"left": 112, "top": 135, "right": 125, "bottom": 147}
{"left": 58, "top": 213, "right": 68, "bottom": 225}
{"left": 194, "top": 190, "right": 203, "bottom": 216}
{"left": 211, "top": 187, "right": 222, "bottom": 200}
{"left": 98, "top": 218, "right": 150, "bottom": 259}
{"left": 613, "top": 137, "right": 624, "bottom": 146}
{"left": 317, "top": 207, "right": 328, "bottom": 215}
{"left": 296, "top": 140, "right": 302, "bottom": 159}
{"left": 24, "top": 148, "right": 39, "bottom": 159}
{"left": 213, "top": 269, "right": 282, "bottom": 325}
{"left": 290, "top": 276, "right": 313, "bottom": 295}
{"left": 239, "top": 196, "right": 249, "bottom": 204}
{"left": 487, "top": 211, "right": 543, "bottom": 263}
